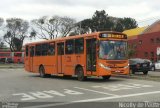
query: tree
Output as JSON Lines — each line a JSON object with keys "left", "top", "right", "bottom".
{"left": 59, "top": 17, "right": 76, "bottom": 37}
{"left": 0, "top": 17, "right": 4, "bottom": 27}
{"left": 0, "top": 18, "right": 5, "bottom": 48}
{"left": 122, "top": 17, "right": 138, "bottom": 30}
{"left": 31, "top": 16, "right": 59, "bottom": 40}
{"left": 31, "top": 16, "right": 76, "bottom": 40}
{"left": 0, "top": 42, "right": 5, "bottom": 48}
{"left": 115, "top": 17, "right": 138, "bottom": 32}
{"left": 77, "top": 19, "right": 93, "bottom": 34}
{"left": 29, "top": 28, "right": 37, "bottom": 40}
{"left": 78, "top": 10, "right": 138, "bottom": 33}
{"left": 114, "top": 18, "right": 124, "bottom": 32}
{"left": 78, "top": 10, "right": 114, "bottom": 34}
{"left": 0, "top": 38, "right": 6, "bottom": 48}
{"left": 92, "top": 10, "right": 114, "bottom": 31}
{"left": 12, "top": 37, "right": 22, "bottom": 51}
{"left": 3, "top": 18, "right": 29, "bottom": 51}
{"left": 68, "top": 32, "right": 78, "bottom": 36}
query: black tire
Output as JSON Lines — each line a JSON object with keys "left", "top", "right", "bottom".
{"left": 132, "top": 71, "right": 135, "bottom": 74}
{"left": 143, "top": 71, "right": 148, "bottom": 75}
{"left": 63, "top": 75, "right": 71, "bottom": 79}
{"left": 76, "top": 67, "right": 86, "bottom": 81}
{"left": 151, "top": 67, "right": 155, "bottom": 71}
{"left": 39, "top": 66, "right": 51, "bottom": 78}
{"left": 102, "top": 75, "right": 111, "bottom": 80}
{"left": 45, "top": 74, "right": 51, "bottom": 77}
{"left": 39, "top": 66, "right": 45, "bottom": 78}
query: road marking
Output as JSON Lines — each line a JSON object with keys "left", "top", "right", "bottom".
{"left": 13, "top": 93, "right": 36, "bottom": 101}
{"left": 64, "top": 89, "right": 84, "bottom": 95}
{"left": 22, "top": 91, "right": 160, "bottom": 108}
{"left": 92, "top": 83, "right": 152, "bottom": 91}
{"left": 74, "top": 87, "right": 118, "bottom": 96}
{"left": 43, "top": 90, "right": 65, "bottom": 96}
{"left": 73, "top": 91, "right": 160, "bottom": 102}
{"left": 12, "top": 89, "right": 84, "bottom": 101}
{"left": 29, "top": 92, "right": 53, "bottom": 99}
{"left": 23, "top": 102, "right": 73, "bottom": 108}
{"left": 128, "top": 83, "right": 153, "bottom": 87}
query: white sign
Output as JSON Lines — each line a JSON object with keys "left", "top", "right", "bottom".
{"left": 157, "top": 47, "right": 160, "bottom": 55}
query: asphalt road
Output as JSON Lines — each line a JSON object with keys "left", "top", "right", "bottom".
{"left": 0, "top": 69, "right": 160, "bottom": 108}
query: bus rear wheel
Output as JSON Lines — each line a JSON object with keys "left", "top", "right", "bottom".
{"left": 102, "top": 75, "right": 111, "bottom": 80}
{"left": 76, "top": 67, "right": 86, "bottom": 81}
{"left": 39, "top": 66, "right": 51, "bottom": 78}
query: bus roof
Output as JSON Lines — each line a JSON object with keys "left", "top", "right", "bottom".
{"left": 25, "top": 31, "right": 126, "bottom": 46}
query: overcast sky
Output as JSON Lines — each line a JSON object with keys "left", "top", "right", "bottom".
{"left": 0, "top": 0, "right": 160, "bottom": 26}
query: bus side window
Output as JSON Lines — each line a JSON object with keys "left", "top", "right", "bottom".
{"left": 35, "top": 44, "right": 41, "bottom": 56}
{"left": 26, "top": 46, "right": 28, "bottom": 56}
{"left": 65, "top": 40, "right": 74, "bottom": 54}
{"left": 42, "top": 43, "right": 49, "bottom": 56}
{"left": 48, "top": 43, "right": 55, "bottom": 55}
{"left": 75, "top": 38, "right": 84, "bottom": 54}
{"left": 58, "top": 43, "right": 64, "bottom": 55}
{"left": 30, "top": 47, "right": 35, "bottom": 57}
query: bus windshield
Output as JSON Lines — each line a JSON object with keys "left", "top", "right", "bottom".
{"left": 99, "top": 40, "right": 127, "bottom": 60}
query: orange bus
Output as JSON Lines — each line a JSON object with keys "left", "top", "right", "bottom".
{"left": 13, "top": 52, "right": 24, "bottom": 63}
{"left": 0, "top": 51, "right": 24, "bottom": 63}
{"left": 24, "top": 31, "right": 129, "bottom": 81}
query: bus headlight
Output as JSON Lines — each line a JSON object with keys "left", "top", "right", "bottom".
{"left": 99, "top": 63, "right": 111, "bottom": 70}
{"left": 124, "top": 64, "right": 129, "bottom": 69}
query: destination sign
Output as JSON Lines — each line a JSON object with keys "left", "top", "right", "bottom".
{"left": 100, "top": 33, "right": 127, "bottom": 39}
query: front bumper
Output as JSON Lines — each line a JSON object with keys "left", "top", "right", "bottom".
{"left": 109, "top": 66, "right": 129, "bottom": 75}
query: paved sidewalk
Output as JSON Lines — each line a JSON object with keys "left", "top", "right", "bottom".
{"left": 148, "top": 71, "right": 160, "bottom": 77}
{"left": 131, "top": 71, "right": 160, "bottom": 77}
{"left": 0, "top": 64, "right": 24, "bottom": 68}
{"left": 113, "top": 71, "right": 160, "bottom": 82}
{"left": 127, "top": 71, "right": 160, "bottom": 82}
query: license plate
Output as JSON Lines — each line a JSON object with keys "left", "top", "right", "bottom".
{"left": 115, "top": 70, "right": 121, "bottom": 73}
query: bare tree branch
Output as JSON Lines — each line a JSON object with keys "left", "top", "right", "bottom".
{"left": 3, "top": 18, "right": 29, "bottom": 51}
{"left": 31, "top": 16, "right": 77, "bottom": 39}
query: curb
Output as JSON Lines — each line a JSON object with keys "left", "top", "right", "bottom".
{"left": 132, "top": 76, "right": 159, "bottom": 82}
{"left": 113, "top": 74, "right": 160, "bottom": 82}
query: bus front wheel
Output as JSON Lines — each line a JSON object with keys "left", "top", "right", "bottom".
{"left": 76, "top": 67, "right": 86, "bottom": 81}
{"left": 102, "top": 75, "right": 111, "bottom": 80}
{"left": 143, "top": 71, "right": 148, "bottom": 75}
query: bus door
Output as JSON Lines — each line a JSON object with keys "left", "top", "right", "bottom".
{"left": 29, "top": 46, "right": 35, "bottom": 72}
{"left": 86, "top": 38, "right": 96, "bottom": 74}
{"left": 57, "top": 42, "right": 64, "bottom": 74}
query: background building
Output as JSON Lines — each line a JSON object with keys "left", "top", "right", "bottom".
{"left": 123, "top": 20, "right": 160, "bottom": 62}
